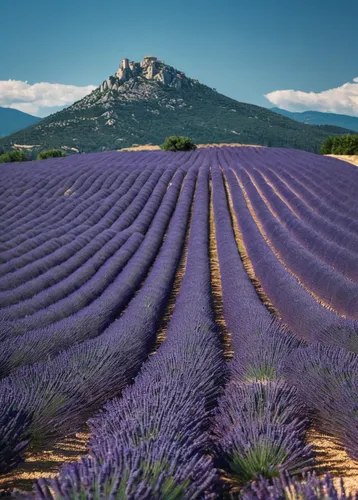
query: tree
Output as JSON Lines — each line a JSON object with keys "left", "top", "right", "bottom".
{"left": 320, "top": 135, "right": 358, "bottom": 155}
{"left": 37, "top": 149, "right": 66, "bottom": 160}
{"left": 0, "top": 150, "right": 29, "bottom": 163}
{"left": 320, "top": 136, "right": 334, "bottom": 155}
{"left": 160, "top": 136, "right": 197, "bottom": 152}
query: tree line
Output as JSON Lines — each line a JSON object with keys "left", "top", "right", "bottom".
{"left": 320, "top": 134, "right": 358, "bottom": 155}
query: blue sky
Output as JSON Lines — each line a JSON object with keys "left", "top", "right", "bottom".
{"left": 1, "top": 0, "right": 357, "bottom": 117}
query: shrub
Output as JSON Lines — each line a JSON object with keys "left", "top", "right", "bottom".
{"left": 37, "top": 149, "right": 66, "bottom": 160}
{"left": 320, "top": 134, "right": 358, "bottom": 155}
{"left": 160, "top": 136, "right": 197, "bottom": 152}
{"left": 0, "top": 150, "right": 29, "bottom": 163}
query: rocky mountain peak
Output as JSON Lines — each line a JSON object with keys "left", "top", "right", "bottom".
{"left": 100, "top": 56, "right": 198, "bottom": 93}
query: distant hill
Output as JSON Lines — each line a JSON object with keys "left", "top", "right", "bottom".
{"left": 271, "top": 108, "right": 358, "bottom": 133}
{"left": 0, "top": 57, "right": 351, "bottom": 156}
{"left": 0, "top": 107, "right": 40, "bottom": 138}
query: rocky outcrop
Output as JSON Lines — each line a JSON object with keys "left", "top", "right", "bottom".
{"left": 99, "top": 56, "right": 197, "bottom": 93}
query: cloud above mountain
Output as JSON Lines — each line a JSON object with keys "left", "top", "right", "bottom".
{"left": 0, "top": 80, "right": 97, "bottom": 116}
{"left": 265, "top": 77, "right": 358, "bottom": 117}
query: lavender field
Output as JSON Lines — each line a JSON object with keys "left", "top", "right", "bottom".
{"left": 1, "top": 146, "right": 358, "bottom": 498}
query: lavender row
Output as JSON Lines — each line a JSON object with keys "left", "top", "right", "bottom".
{"left": 268, "top": 165, "right": 358, "bottom": 237}
{"left": 223, "top": 166, "right": 342, "bottom": 341}
{"left": 0, "top": 388, "right": 30, "bottom": 474}
{"left": 0, "top": 167, "right": 90, "bottom": 226}
{"left": 34, "top": 161, "right": 224, "bottom": 499}
{"left": 0, "top": 169, "right": 124, "bottom": 245}
{"left": 239, "top": 169, "right": 358, "bottom": 319}
{"left": 0, "top": 156, "right": 197, "bottom": 455}
{"left": 0, "top": 232, "right": 142, "bottom": 338}
{"left": 0, "top": 165, "right": 170, "bottom": 320}
{"left": 0, "top": 167, "right": 141, "bottom": 265}
{"left": 0, "top": 229, "right": 118, "bottom": 306}
{"left": 0, "top": 165, "right": 176, "bottom": 308}
{"left": 275, "top": 147, "right": 358, "bottom": 208}
{"left": 211, "top": 167, "right": 312, "bottom": 485}
{"left": 0, "top": 165, "right": 190, "bottom": 371}
{"left": 0, "top": 150, "right": 156, "bottom": 227}
{"left": 0, "top": 166, "right": 144, "bottom": 256}
{"left": 257, "top": 166, "right": 358, "bottom": 256}
{"left": 232, "top": 147, "right": 358, "bottom": 252}
{"left": 248, "top": 168, "right": 358, "bottom": 283}
{"left": 0, "top": 167, "right": 150, "bottom": 277}
{"left": 224, "top": 147, "right": 358, "bottom": 225}
{"left": 285, "top": 343, "right": 358, "bottom": 462}
{"left": 241, "top": 471, "right": 358, "bottom": 500}
{"left": 259, "top": 148, "right": 358, "bottom": 212}
{"left": 255, "top": 146, "right": 358, "bottom": 204}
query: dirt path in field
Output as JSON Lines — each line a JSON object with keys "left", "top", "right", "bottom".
{"left": 309, "top": 430, "right": 358, "bottom": 494}
{"left": 223, "top": 172, "right": 279, "bottom": 316}
{"left": 0, "top": 432, "right": 88, "bottom": 493}
{"left": 119, "top": 143, "right": 263, "bottom": 151}
{"left": 209, "top": 180, "right": 233, "bottom": 359}
{"left": 327, "top": 154, "right": 358, "bottom": 166}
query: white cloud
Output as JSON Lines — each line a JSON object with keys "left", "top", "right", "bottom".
{"left": 265, "top": 77, "right": 358, "bottom": 117}
{"left": 0, "top": 80, "right": 97, "bottom": 117}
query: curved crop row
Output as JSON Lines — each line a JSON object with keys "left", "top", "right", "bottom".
{"left": 0, "top": 166, "right": 169, "bottom": 323}
{"left": 0, "top": 168, "right": 140, "bottom": 265}
{"left": 211, "top": 167, "right": 312, "bottom": 487}
{"left": 0, "top": 232, "right": 143, "bottom": 336}
{"left": 0, "top": 165, "right": 175, "bottom": 309}
{"left": 35, "top": 161, "right": 225, "bottom": 499}
{"left": 257, "top": 166, "right": 358, "bottom": 255}
{"left": 223, "top": 167, "right": 341, "bottom": 340}
{"left": 0, "top": 171, "right": 121, "bottom": 246}
{"left": 0, "top": 150, "right": 156, "bottom": 233}
{"left": 238, "top": 169, "right": 358, "bottom": 319}
{"left": 0, "top": 155, "right": 198, "bottom": 450}
{"left": 0, "top": 167, "right": 153, "bottom": 277}
{"left": 270, "top": 166, "right": 358, "bottom": 236}
{"left": 276, "top": 147, "right": 358, "bottom": 206}
{"left": 0, "top": 229, "right": 119, "bottom": 306}
{"left": 0, "top": 167, "right": 145, "bottom": 259}
{"left": 286, "top": 343, "right": 358, "bottom": 462}
{"left": 248, "top": 168, "right": 358, "bottom": 283}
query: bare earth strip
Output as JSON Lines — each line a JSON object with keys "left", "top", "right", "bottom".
{"left": 0, "top": 432, "right": 88, "bottom": 493}
{"left": 309, "top": 429, "right": 358, "bottom": 495}
{"left": 209, "top": 179, "right": 233, "bottom": 359}
{"left": 119, "top": 143, "right": 263, "bottom": 151}
{"left": 327, "top": 155, "right": 358, "bottom": 167}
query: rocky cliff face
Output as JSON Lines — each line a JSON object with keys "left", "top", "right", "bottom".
{"left": 100, "top": 56, "right": 198, "bottom": 93}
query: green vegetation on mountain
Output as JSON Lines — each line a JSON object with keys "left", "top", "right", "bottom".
{"left": 37, "top": 149, "right": 66, "bottom": 160}
{"left": 0, "top": 57, "right": 352, "bottom": 156}
{"left": 0, "top": 150, "right": 29, "bottom": 163}
{"left": 320, "top": 134, "right": 358, "bottom": 155}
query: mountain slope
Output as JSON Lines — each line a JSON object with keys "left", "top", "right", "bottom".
{"left": 0, "top": 107, "right": 40, "bottom": 138}
{"left": 271, "top": 107, "right": 358, "bottom": 133}
{"left": 0, "top": 57, "right": 348, "bottom": 155}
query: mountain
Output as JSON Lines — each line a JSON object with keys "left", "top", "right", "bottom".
{"left": 0, "top": 107, "right": 40, "bottom": 138}
{"left": 271, "top": 107, "right": 358, "bottom": 133}
{"left": 0, "top": 57, "right": 350, "bottom": 156}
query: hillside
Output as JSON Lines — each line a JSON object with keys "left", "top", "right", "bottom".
{"left": 271, "top": 107, "right": 358, "bottom": 133}
{"left": 0, "top": 107, "right": 40, "bottom": 138}
{"left": 0, "top": 56, "right": 348, "bottom": 156}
